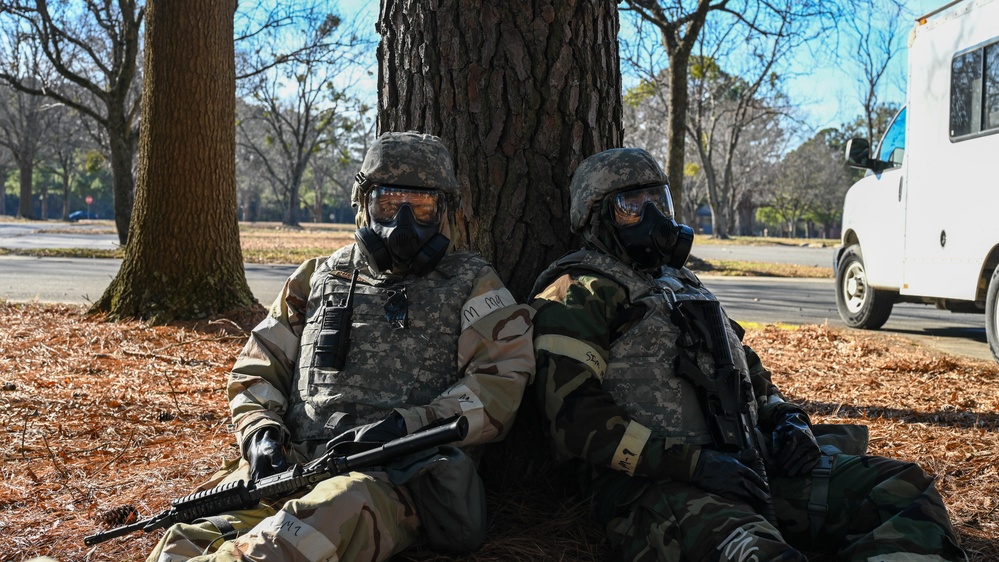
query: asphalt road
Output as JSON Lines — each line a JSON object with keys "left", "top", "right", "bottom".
{"left": 0, "top": 255, "right": 294, "bottom": 307}
{"left": 0, "top": 223, "right": 992, "bottom": 362}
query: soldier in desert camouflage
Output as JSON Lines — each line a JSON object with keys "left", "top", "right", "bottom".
{"left": 529, "top": 147, "right": 966, "bottom": 561}
{"left": 147, "top": 132, "right": 535, "bottom": 562}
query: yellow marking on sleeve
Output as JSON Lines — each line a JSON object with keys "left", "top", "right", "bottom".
{"left": 461, "top": 288, "right": 515, "bottom": 331}
{"left": 534, "top": 334, "right": 607, "bottom": 380}
{"left": 612, "top": 421, "right": 652, "bottom": 476}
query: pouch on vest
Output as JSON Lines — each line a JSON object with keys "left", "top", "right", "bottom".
{"left": 812, "top": 423, "right": 869, "bottom": 456}
{"left": 386, "top": 445, "right": 487, "bottom": 552}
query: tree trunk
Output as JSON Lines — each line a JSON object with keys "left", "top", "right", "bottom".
{"left": 665, "top": 49, "right": 691, "bottom": 223}
{"left": 61, "top": 171, "right": 71, "bottom": 221}
{"left": 17, "top": 161, "right": 33, "bottom": 219}
{"left": 93, "top": 0, "right": 255, "bottom": 323}
{"left": 736, "top": 199, "right": 755, "bottom": 236}
{"left": 0, "top": 166, "right": 6, "bottom": 215}
{"left": 377, "top": 0, "right": 622, "bottom": 299}
{"left": 282, "top": 168, "right": 304, "bottom": 227}
{"left": 107, "top": 111, "right": 136, "bottom": 245}
{"left": 40, "top": 183, "right": 48, "bottom": 220}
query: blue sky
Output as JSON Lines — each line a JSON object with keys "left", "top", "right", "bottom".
{"left": 333, "top": 0, "right": 950, "bottom": 134}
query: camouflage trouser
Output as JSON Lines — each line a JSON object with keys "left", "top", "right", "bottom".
{"left": 145, "top": 465, "right": 421, "bottom": 562}
{"left": 593, "top": 454, "right": 966, "bottom": 562}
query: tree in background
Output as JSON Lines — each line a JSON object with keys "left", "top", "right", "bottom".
{"left": 0, "top": 0, "right": 143, "bottom": 243}
{"left": 842, "top": 0, "right": 906, "bottom": 146}
{"left": 729, "top": 109, "right": 784, "bottom": 235}
{"left": 42, "top": 104, "right": 87, "bottom": 221}
{"left": 93, "top": 0, "right": 254, "bottom": 322}
{"left": 620, "top": 0, "right": 832, "bottom": 222}
{"left": 303, "top": 109, "right": 375, "bottom": 224}
{"left": 377, "top": 0, "right": 622, "bottom": 298}
{"left": 619, "top": 0, "right": 713, "bottom": 220}
{"left": 622, "top": 77, "right": 710, "bottom": 228}
{"left": 766, "top": 128, "right": 850, "bottom": 237}
{"left": 685, "top": 48, "right": 790, "bottom": 239}
{"left": 0, "top": 146, "right": 10, "bottom": 215}
{"left": 236, "top": 8, "right": 367, "bottom": 227}
{"left": 0, "top": 80, "right": 48, "bottom": 218}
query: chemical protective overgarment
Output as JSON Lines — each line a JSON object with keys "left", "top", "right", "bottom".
{"left": 530, "top": 249, "right": 966, "bottom": 562}
{"left": 147, "top": 244, "right": 534, "bottom": 562}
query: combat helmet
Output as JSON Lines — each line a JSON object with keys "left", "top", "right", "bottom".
{"left": 351, "top": 132, "right": 460, "bottom": 227}
{"left": 569, "top": 147, "right": 669, "bottom": 233}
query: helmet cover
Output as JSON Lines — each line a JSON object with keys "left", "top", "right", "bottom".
{"left": 569, "top": 148, "right": 669, "bottom": 233}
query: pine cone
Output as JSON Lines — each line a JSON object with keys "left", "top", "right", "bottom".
{"left": 97, "top": 504, "right": 139, "bottom": 527}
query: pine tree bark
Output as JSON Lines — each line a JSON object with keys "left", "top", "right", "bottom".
{"left": 377, "top": 0, "right": 623, "bottom": 299}
{"left": 93, "top": 0, "right": 255, "bottom": 323}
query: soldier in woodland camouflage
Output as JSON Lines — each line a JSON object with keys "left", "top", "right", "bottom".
{"left": 530, "top": 147, "right": 966, "bottom": 561}
{"left": 147, "top": 132, "right": 535, "bottom": 562}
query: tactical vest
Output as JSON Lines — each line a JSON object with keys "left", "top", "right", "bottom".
{"left": 286, "top": 245, "right": 490, "bottom": 446}
{"left": 534, "top": 249, "right": 757, "bottom": 446}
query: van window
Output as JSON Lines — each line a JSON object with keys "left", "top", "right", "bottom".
{"left": 878, "top": 107, "right": 906, "bottom": 166}
{"left": 950, "top": 39, "right": 999, "bottom": 138}
{"left": 986, "top": 43, "right": 999, "bottom": 129}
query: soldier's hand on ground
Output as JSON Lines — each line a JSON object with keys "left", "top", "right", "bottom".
{"left": 327, "top": 411, "right": 408, "bottom": 450}
{"left": 246, "top": 427, "right": 288, "bottom": 481}
{"left": 691, "top": 449, "right": 771, "bottom": 509}
{"left": 769, "top": 412, "right": 821, "bottom": 477}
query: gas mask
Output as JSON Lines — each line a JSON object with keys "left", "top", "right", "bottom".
{"left": 607, "top": 185, "right": 694, "bottom": 270}
{"left": 355, "top": 186, "right": 450, "bottom": 275}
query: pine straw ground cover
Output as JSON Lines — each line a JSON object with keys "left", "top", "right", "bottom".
{"left": 1, "top": 303, "right": 997, "bottom": 562}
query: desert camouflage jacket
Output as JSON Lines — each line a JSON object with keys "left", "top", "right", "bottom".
{"left": 530, "top": 249, "right": 782, "bottom": 482}
{"left": 227, "top": 244, "right": 535, "bottom": 460}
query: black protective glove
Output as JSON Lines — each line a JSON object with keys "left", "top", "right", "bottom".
{"left": 691, "top": 448, "right": 771, "bottom": 509}
{"left": 245, "top": 427, "right": 288, "bottom": 481}
{"left": 326, "top": 411, "right": 408, "bottom": 451}
{"left": 769, "top": 411, "right": 822, "bottom": 477}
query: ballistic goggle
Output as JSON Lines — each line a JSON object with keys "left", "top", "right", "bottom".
{"left": 609, "top": 184, "right": 674, "bottom": 227}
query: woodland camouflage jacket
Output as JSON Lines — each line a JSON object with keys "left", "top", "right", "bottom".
{"left": 530, "top": 249, "right": 783, "bottom": 483}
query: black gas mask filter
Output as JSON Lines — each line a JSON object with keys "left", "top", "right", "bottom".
{"left": 612, "top": 200, "right": 694, "bottom": 270}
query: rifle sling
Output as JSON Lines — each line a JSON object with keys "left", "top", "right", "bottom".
{"left": 200, "top": 515, "right": 240, "bottom": 541}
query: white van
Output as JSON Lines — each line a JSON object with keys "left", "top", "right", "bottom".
{"left": 835, "top": 0, "right": 999, "bottom": 362}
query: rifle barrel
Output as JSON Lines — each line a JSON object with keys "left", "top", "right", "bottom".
{"left": 342, "top": 416, "right": 469, "bottom": 472}
{"left": 84, "top": 518, "right": 151, "bottom": 546}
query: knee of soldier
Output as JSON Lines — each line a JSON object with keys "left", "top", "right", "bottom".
{"left": 290, "top": 471, "right": 400, "bottom": 515}
{"left": 865, "top": 455, "right": 936, "bottom": 488}
{"left": 149, "top": 520, "right": 224, "bottom": 562}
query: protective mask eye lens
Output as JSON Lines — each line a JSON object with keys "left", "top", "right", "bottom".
{"left": 368, "top": 186, "right": 442, "bottom": 225}
{"left": 611, "top": 186, "right": 673, "bottom": 227}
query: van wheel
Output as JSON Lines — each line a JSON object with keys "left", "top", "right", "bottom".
{"left": 835, "top": 244, "right": 895, "bottom": 329}
{"left": 987, "top": 268, "right": 999, "bottom": 363}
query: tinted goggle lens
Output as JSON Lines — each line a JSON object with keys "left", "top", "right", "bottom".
{"left": 368, "top": 186, "right": 443, "bottom": 225}
{"left": 610, "top": 185, "right": 673, "bottom": 227}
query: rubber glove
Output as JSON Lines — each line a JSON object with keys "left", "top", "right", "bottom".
{"left": 245, "top": 427, "right": 288, "bottom": 481}
{"left": 770, "top": 411, "right": 821, "bottom": 477}
{"left": 691, "top": 448, "right": 771, "bottom": 509}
